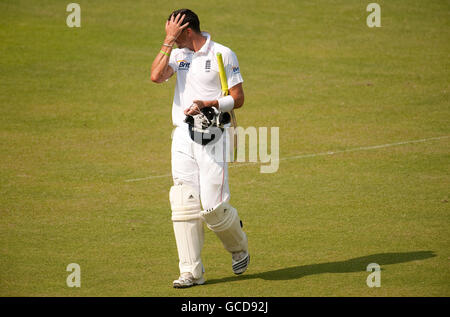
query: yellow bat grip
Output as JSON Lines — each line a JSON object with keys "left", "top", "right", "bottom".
{"left": 216, "top": 53, "right": 228, "bottom": 96}
{"left": 217, "top": 52, "right": 238, "bottom": 162}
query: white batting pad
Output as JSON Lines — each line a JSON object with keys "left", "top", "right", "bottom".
{"left": 170, "top": 184, "right": 204, "bottom": 279}
{"left": 201, "top": 201, "right": 248, "bottom": 253}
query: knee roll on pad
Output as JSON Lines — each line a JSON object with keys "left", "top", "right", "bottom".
{"left": 201, "top": 201, "right": 248, "bottom": 253}
{"left": 170, "top": 184, "right": 202, "bottom": 221}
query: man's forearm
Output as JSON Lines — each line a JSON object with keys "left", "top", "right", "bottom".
{"left": 151, "top": 36, "right": 176, "bottom": 82}
{"left": 186, "top": 88, "right": 244, "bottom": 116}
{"left": 199, "top": 90, "right": 244, "bottom": 110}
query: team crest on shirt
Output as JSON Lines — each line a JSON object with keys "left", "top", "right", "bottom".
{"left": 177, "top": 60, "right": 190, "bottom": 70}
{"left": 205, "top": 60, "right": 211, "bottom": 72}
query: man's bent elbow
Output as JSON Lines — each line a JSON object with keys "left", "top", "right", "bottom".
{"left": 229, "top": 84, "right": 244, "bottom": 109}
{"left": 151, "top": 73, "right": 163, "bottom": 83}
{"left": 234, "top": 94, "right": 244, "bottom": 109}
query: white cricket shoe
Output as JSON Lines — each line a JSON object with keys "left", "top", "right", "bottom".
{"left": 173, "top": 272, "right": 205, "bottom": 289}
{"left": 232, "top": 251, "right": 250, "bottom": 275}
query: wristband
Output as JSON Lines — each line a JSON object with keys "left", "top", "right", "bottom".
{"left": 163, "top": 43, "right": 173, "bottom": 48}
{"left": 159, "top": 50, "right": 170, "bottom": 57}
{"left": 218, "top": 95, "right": 234, "bottom": 112}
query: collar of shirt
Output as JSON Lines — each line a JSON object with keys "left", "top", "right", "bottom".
{"left": 181, "top": 32, "right": 211, "bottom": 56}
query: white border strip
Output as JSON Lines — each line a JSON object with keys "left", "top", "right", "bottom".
{"left": 124, "top": 173, "right": 172, "bottom": 182}
{"left": 124, "top": 135, "right": 449, "bottom": 182}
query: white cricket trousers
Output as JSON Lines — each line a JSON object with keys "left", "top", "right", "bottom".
{"left": 171, "top": 125, "right": 230, "bottom": 277}
{"left": 171, "top": 126, "right": 230, "bottom": 209}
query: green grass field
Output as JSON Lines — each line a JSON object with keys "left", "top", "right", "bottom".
{"left": 1, "top": 0, "right": 449, "bottom": 296}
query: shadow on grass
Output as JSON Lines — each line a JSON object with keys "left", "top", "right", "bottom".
{"left": 206, "top": 251, "right": 435, "bottom": 285}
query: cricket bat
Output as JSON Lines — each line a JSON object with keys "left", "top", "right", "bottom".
{"left": 216, "top": 52, "right": 238, "bottom": 162}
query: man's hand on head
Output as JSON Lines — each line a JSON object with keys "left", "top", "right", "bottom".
{"left": 165, "top": 13, "right": 189, "bottom": 43}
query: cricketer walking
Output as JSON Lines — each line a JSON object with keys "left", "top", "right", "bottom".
{"left": 150, "top": 9, "right": 250, "bottom": 288}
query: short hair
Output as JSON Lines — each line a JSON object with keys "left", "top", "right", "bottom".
{"left": 168, "top": 9, "right": 201, "bottom": 33}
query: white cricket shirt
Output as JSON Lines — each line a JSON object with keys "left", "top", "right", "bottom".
{"left": 168, "top": 32, "right": 244, "bottom": 127}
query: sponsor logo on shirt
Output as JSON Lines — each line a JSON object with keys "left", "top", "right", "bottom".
{"left": 205, "top": 60, "right": 211, "bottom": 72}
{"left": 232, "top": 66, "right": 240, "bottom": 74}
{"left": 177, "top": 60, "right": 190, "bottom": 70}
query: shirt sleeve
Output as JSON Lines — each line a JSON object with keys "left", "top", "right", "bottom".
{"left": 168, "top": 49, "right": 178, "bottom": 73}
{"left": 223, "top": 50, "right": 243, "bottom": 89}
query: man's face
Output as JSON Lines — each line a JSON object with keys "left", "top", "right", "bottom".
{"left": 175, "top": 28, "right": 189, "bottom": 49}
